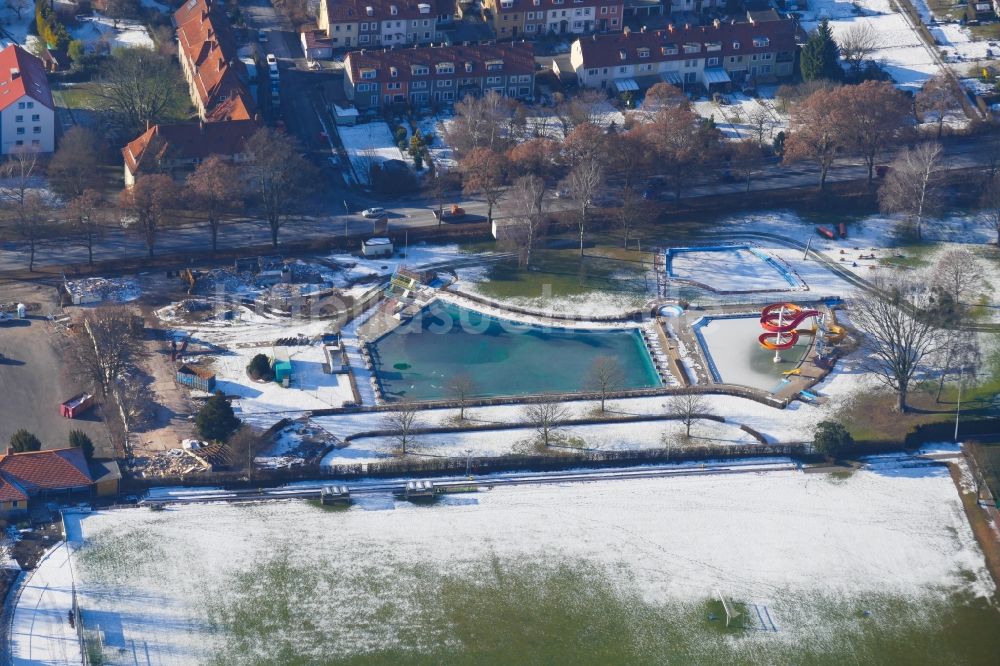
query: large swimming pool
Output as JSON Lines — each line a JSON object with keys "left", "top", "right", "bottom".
{"left": 369, "top": 302, "right": 661, "bottom": 401}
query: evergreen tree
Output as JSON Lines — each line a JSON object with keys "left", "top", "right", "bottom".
{"left": 801, "top": 19, "right": 842, "bottom": 82}
{"left": 813, "top": 420, "right": 854, "bottom": 459}
{"left": 9, "top": 430, "right": 41, "bottom": 453}
{"left": 195, "top": 392, "right": 241, "bottom": 443}
{"left": 69, "top": 430, "right": 95, "bottom": 460}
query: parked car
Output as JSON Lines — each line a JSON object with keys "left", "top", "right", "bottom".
{"left": 362, "top": 207, "right": 386, "bottom": 218}
{"left": 434, "top": 204, "right": 466, "bottom": 222}
{"left": 266, "top": 53, "right": 277, "bottom": 66}
{"left": 258, "top": 30, "right": 268, "bottom": 43}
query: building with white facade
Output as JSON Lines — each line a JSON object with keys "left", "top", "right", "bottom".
{"left": 0, "top": 45, "right": 55, "bottom": 155}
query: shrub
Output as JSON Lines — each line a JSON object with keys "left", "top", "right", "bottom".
{"left": 813, "top": 420, "right": 854, "bottom": 459}
{"left": 69, "top": 430, "right": 95, "bottom": 460}
{"left": 9, "top": 429, "right": 41, "bottom": 453}
{"left": 246, "top": 353, "right": 273, "bottom": 381}
{"left": 195, "top": 391, "right": 241, "bottom": 443}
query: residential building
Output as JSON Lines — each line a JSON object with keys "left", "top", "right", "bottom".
{"left": 0, "top": 44, "right": 56, "bottom": 155}
{"left": 174, "top": 0, "right": 256, "bottom": 122}
{"left": 570, "top": 18, "right": 797, "bottom": 92}
{"left": 482, "top": 0, "right": 625, "bottom": 38}
{"left": 121, "top": 119, "right": 257, "bottom": 186}
{"left": 317, "top": 0, "right": 451, "bottom": 49}
{"left": 0, "top": 447, "right": 98, "bottom": 518}
{"left": 623, "top": 0, "right": 665, "bottom": 21}
{"left": 344, "top": 42, "right": 536, "bottom": 112}
{"left": 301, "top": 29, "right": 336, "bottom": 60}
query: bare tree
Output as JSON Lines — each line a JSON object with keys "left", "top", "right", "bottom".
{"left": 586, "top": 356, "right": 624, "bottom": 412}
{"left": 561, "top": 159, "right": 604, "bottom": 257}
{"left": 915, "top": 73, "right": 963, "bottom": 139}
{"left": 13, "top": 192, "right": 51, "bottom": 272}
{"left": 381, "top": 402, "right": 422, "bottom": 455}
{"left": 227, "top": 425, "right": 265, "bottom": 477}
{"left": 878, "top": 142, "right": 943, "bottom": 240}
{"left": 784, "top": 87, "right": 845, "bottom": 190}
{"left": 731, "top": 139, "right": 766, "bottom": 193}
{"left": 505, "top": 174, "right": 547, "bottom": 268}
{"left": 668, "top": 392, "right": 713, "bottom": 438}
{"left": 839, "top": 22, "right": 880, "bottom": 73}
{"left": 47, "top": 127, "right": 104, "bottom": 199}
{"left": 978, "top": 171, "right": 1000, "bottom": 246}
{"left": 553, "top": 89, "right": 608, "bottom": 135}
{"left": 9, "top": 0, "right": 30, "bottom": 19}
{"left": 0, "top": 147, "right": 40, "bottom": 209}
{"left": 446, "top": 91, "right": 525, "bottom": 154}
{"left": 186, "top": 155, "right": 245, "bottom": 253}
{"left": 94, "top": 48, "right": 184, "bottom": 136}
{"left": 66, "top": 190, "right": 106, "bottom": 266}
{"left": 522, "top": 400, "right": 570, "bottom": 448}
{"left": 244, "top": 128, "right": 313, "bottom": 248}
{"left": 447, "top": 374, "right": 477, "bottom": 421}
{"left": 459, "top": 147, "right": 507, "bottom": 225}
{"left": 73, "top": 306, "right": 147, "bottom": 396}
{"left": 931, "top": 248, "right": 985, "bottom": 307}
{"left": 617, "top": 186, "right": 654, "bottom": 249}
{"left": 637, "top": 83, "right": 687, "bottom": 122}
{"left": 833, "top": 80, "right": 911, "bottom": 184}
{"left": 115, "top": 374, "right": 154, "bottom": 441}
{"left": 745, "top": 107, "right": 776, "bottom": 147}
{"left": 933, "top": 329, "right": 980, "bottom": 402}
{"left": 104, "top": 0, "right": 140, "bottom": 28}
{"left": 849, "top": 276, "right": 945, "bottom": 412}
{"left": 119, "top": 173, "right": 176, "bottom": 257}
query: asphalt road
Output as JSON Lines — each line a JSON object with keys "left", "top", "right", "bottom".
{"left": 0, "top": 138, "right": 981, "bottom": 273}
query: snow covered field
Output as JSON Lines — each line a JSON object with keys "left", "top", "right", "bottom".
{"left": 15, "top": 462, "right": 993, "bottom": 663}
{"left": 72, "top": 14, "right": 155, "bottom": 51}
{"left": 323, "top": 418, "right": 758, "bottom": 464}
{"left": 801, "top": 0, "right": 941, "bottom": 90}
{"left": 668, "top": 246, "right": 801, "bottom": 292}
{"left": 692, "top": 88, "right": 787, "bottom": 142}
{"left": 336, "top": 121, "right": 408, "bottom": 185}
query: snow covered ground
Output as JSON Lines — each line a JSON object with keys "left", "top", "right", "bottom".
{"left": 10, "top": 543, "right": 82, "bottom": 665}
{"left": 336, "top": 121, "right": 407, "bottom": 185}
{"left": 214, "top": 344, "right": 356, "bottom": 422}
{"left": 324, "top": 418, "right": 758, "bottom": 464}
{"left": 914, "top": 0, "right": 999, "bottom": 64}
{"left": 16, "top": 461, "right": 991, "bottom": 663}
{"left": 668, "top": 246, "right": 801, "bottom": 292}
{"left": 692, "top": 88, "right": 787, "bottom": 142}
{"left": 801, "top": 0, "right": 941, "bottom": 91}
{"left": 72, "top": 14, "right": 155, "bottom": 51}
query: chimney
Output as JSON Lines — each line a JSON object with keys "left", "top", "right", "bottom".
{"left": 623, "top": 26, "right": 631, "bottom": 37}
{"left": 5, "top": 447, "right": 13, "bottom": 456}
{"left": 713, "top": 18, "right": 721, "bottom": 28}
{"left": 9, "top": 68, "right": 19, "bottom": 79}
{"left": 667, "top": 23, "right": 674, "bottom": 32}
{"left": 640, "top": 25, "right": 646, "bottom": 33}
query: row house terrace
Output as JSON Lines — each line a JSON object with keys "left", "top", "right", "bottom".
{"left": 570, "top": 16, "right": 797, "bottom": 93}
{"left": 481, "top": 0, "right": 625, "bottom": 39}
{"left": 318, "top": 0, "right": 451, "bottom": 49}
{"left": 344, "top": 43, "right": 536, "bottom": 112}
{"left": 174, "top": 0, "right": 256, "bottom": 122}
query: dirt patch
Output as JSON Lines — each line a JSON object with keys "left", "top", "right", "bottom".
{"left": 949, "top": 461, "right": 1000, "bottom": 598}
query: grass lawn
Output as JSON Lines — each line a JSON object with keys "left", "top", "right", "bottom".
{"left": 466, "top": 247, "right": 652, "bottom": 302}
{"left": 55, "top": 81, "right": 193, "bottom": 122}
{"left": 970, "top": 442, "right": 1000, "bottom": 504}
{"left": 970, "top": 23, "right": 1000, "bottom": 41}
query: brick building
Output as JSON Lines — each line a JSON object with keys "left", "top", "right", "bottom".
{"left": 344, "top": 42, "right": 535, "bottom": 111}
{"left": 481, "top": 0, "right": 625, "bottom": 39}
{"left": 570, "top": 17, "right": 797, "bottom": 92}
{"left": 318, "top": 0, "right": 452, "bottom": 49}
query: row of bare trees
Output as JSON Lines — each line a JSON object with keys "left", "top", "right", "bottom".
{"left": 0, "top": 127, "right": 312, "bottom": 268}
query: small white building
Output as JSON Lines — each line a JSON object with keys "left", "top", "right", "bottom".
{"left": 362, "top": 237, "right": 393, "bottom": 257}
{"left": 0, "top": 45, "right": 56, "bottom": 155}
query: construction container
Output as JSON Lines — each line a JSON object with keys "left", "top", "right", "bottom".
{"left": 60, "top": 393, "right": 95, "bottom": 419}
{"left": 176, "top": 364, "right": 217, "bottom": 392}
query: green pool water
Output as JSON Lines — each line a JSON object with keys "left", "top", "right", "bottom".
{"left": 370, "top": 302, "right": 661, "bottom": 401}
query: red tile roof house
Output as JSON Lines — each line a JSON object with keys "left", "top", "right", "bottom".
{"left": 121, "top": 119, "right": 257, "bottom": 186}
{"left": 174, "top": 0, "right": 257, "bottom": 123}
{"left": 344, "top": 42, "right": 536, "bottom": 113}
{"left": 481, "top": 0, "right": 626, "bottom": 40}
{"left": 0, "top": 44, "right": 56, "bottom": 155}
{"left": 569, "top": 17, "right": 797, "bottom": 94}
{"left": 317, "top": 0, "right": 452, "bottom": 51}
{"left": 0, "top": 448, "right": 97, "bottom": 519}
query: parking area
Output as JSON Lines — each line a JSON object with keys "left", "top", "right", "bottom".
{"left": 0, "top": 283, "right": 111, "bottom": 456}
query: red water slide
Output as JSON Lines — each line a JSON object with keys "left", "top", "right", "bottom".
{"left": 758, "top": 303, "right": 820, "bottom": 351}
